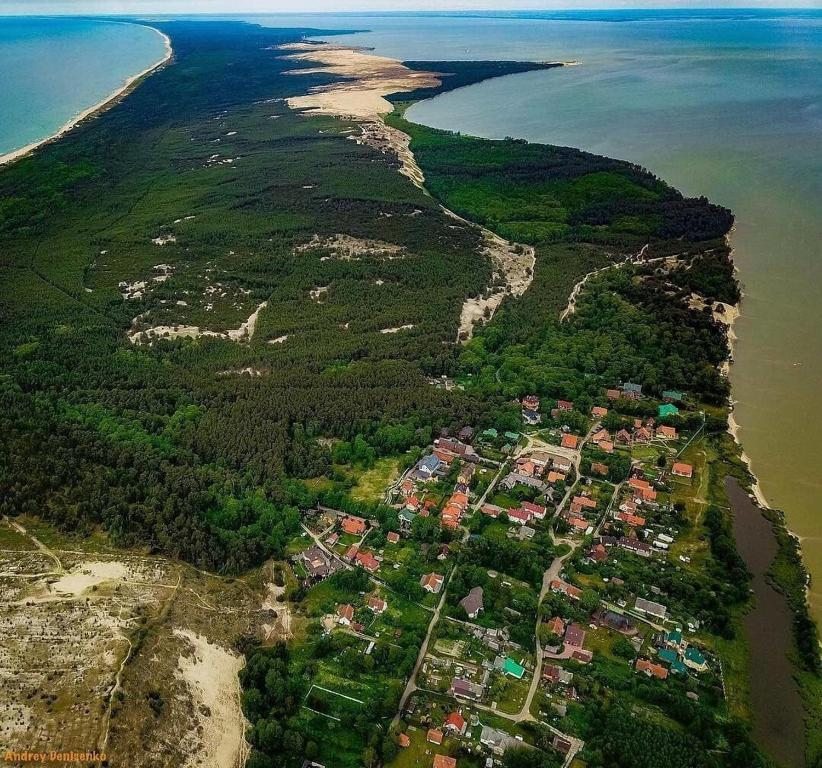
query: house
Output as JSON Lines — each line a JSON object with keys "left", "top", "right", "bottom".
{"left": 617, "top": 512, "right": 646, "bottom": 528}
{"left": 503, "top": 431, "right": 521, "bottom": 443}
{"left": 591, "top": 462, "right": 609, "bottom": 477}
{"left": 522, "top": 409, "right": 541, "bottom": 425}
{"left": 341, "top": 515, "right": 367, "bottom": 536}
{"left": 399, "top": 508, "right": 416, "bottom": 529}
{"left": 573, "top": 495, "right": 597, "bottom": 509}
{"left": 656, "top": 425, "right": 678, "bottom": 440}
{"left": 543, "top": 664, "right": 574, "bottom": 686}
{"left": 594, "top": 609, "right": 637, "bottom": 635}
{"left": 458, "top": 426, "right": 475, "bottom": 443}
{"left": 444, "top": 711, "right": 467, "bottom": 735}
{"left": 417, "top": 454, "right": 442, "bottom": 478}
{"left": 502, "top": 657, "right": 526, "bottom": 679}
{"left": 546, "top": 451, "right": 573, "bottom": 472}
{"left": 421, "top": 572, "right": 444, "bottom": 593}
{"left": 518, "top": 525, "right": 536, "bottom": 540}
{"left": 545, "top": 616, "right": 565, "bottom": 636}
{"left": 550, "top": 579, "right": 582, "bottom": 601}
{"left": 387, "top": 531, "right": 400, "bottom": 544}
{"left": 405, "top": 495, "right": 421, "bottom": 512}
{"left": 571, "top": 648, "right": 593, "bottom": 664}
{"left": 325, "top": 532, "right": 339, "bottom": 547}
{"left": 355, "top": 550, "right": 380, "bottom": 573}
{"left": 480, "top": 726, "right": 519, "bottom": 755}
{"left": 344, "top": 544, "right": 359, "bottom": 562}
{"left": 606, "top": 388, "right": 621, "bottom": 400}
{"left": 635, "top": 597, "right": 668, "bottom": 621}
{"left": 592, "top": 406, "right": 608, "bottom": 418}
{"left": 591, "top": 428, "right": 610, "bottom": 444}
{"left": 552, "top": 737, "right": 572, "bottom": 756}
{"left": 636, "top": 658, "right": 668, "bottom": 680}
{"left": 634, "top": 427, "right": 653, "bottom": 442}
{"left": 616, "top": 428, "right": 633, "bottom": 444}
{"left": 433, "top": 757, "right": 456, "bottom": 768}
{"left": 459, "top": 586, "right": 484, "bottom": 619}
{"left": 450, "top": 677, "right": 484, "bottom": 700}
{"left": 561, "top": 433, "right": 579, "bottom": 450}
{"left": 622, "top": 382, "right": 643, "bottom": 399}
{"left": 397, "top": 733, "right": 411, "bottom": 748}
{"left": 672, "top": 462, "right": 694, "bottom": 478}
{"left": 427, "top": 729, "right": 444, "bottom": 745}
{"left": 481, "top": 503, "right": 504, "bottom": 518}
{"left": 481, "top": 428, "right": 499, "bottom": 441}
{"left": 658, "top": 403, "right": 679, "bottom": 419}
{"left": 662, "top": 389, "right": 684, "bottom": 402}
{"left": 520, "top": 500, "right": 547, "bottom": 520}
{"left": 564, "top": 623, "right": 586, "bottom": 649}
{"left": 684, "top": 646, "right": 708, "bottom": 672}
{"left": 336, "top": 603, "right": 354, "bottom": 625}
{"left": 522, "top": 395, "right": 540, "bottom": 411}
{"left": 547, "top": 470, "right": 566, "bottom": 484}
{"left": 588, "top": 543, "right": 608, "bottom": 562}
{"left": 567, "top": 516, "right": 589, "bottom": 532}
{"left": 556, "top": 399, "right": 573, "bottom": 411}
{"left": 599, "top": 440, "right": 614, "bottom": 454}
{"left": 300, "top": 546, "right": 335, "bottom": 580}
{"left": 368, "top": 596, "right": 387, "bottom": 614}
{"left": 506, "top": 507, "right": 531, "bottom": 525}
{"left": 619, "top": 537, "right": 653, "bottom": 557}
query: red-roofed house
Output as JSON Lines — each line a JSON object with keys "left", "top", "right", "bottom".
{"left": 547, "top": 471, "right": 566, "bottom": 484}
{"left": 591, "top": 462, "right": 609, "bottom": 476}
{"left": 520, "top": 500, "right": 547, "bottom": 520}
{"left": 545, "top": 616, "right": 566, "bottom": 636}
{"left": 336, "top": 603, "right": 354, "bottom": 625}
{"left": 550, "top": 579, "right": 582, "bottom": 601}
{"left": 433, "top": 756, "right": 456, "bottom": 768}
{"left": 421, "top": 572, "right": 444, "bottom": 594}
{"left": 672, "top": 462, "right": 694, "bottom": 478}
{"left": 561, "top": 434, "right": 579, "bottom": 450}
{"left": 368, "top": 596, "right": 387, "bottom": 614}
{"left": 506, "top": 507, "right": 531, "bottom": 525}
{"left": 592, "top": 406, "right": 609, "bottom": 418}
{"left": 355, "top": 550, "right": 380, "bottom": 573}
{"left": 557, "top": 399, "right": 574, "bottom": 411}
{"left": 444, "top": 711, "right": 467, "bottom": 735}
{"left": 481, "top": 503, "right": 503, "bottom": 518}
{"left": 606, "top": 388, "right": 621, "bottom": 400}
{"left": 387, "top": 531, "right": 400, "bottom": 544}
{"left": 573, "top": 495, "right": 597, "bottom": 509}
{"left": 599, "top": 440, "right": 615, "bottom": 454}
{"left": 398, "top": 733, "right": 411, "bottom": 748}
{"left": 427, "top": 729, "right": 444, "bottom": 745}
{"left": 656, "top": 425, "right": 678, "bottom": 440}
{"left": 341, "top": 515, "right": 367, "bottom": 535}
{"left": 636, "top": 658, "right": 669, "bottom": 680}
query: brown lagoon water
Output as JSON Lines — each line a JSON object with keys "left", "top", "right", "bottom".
{"left": 283, "top": 9, "right": 822, "bottom": 622}
{"left": 727, "top": 477, "right": 805, "bottom": 768}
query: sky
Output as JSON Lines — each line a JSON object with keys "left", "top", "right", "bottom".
{"left": 1, "top": 0, "right": 820, "bottom": 14}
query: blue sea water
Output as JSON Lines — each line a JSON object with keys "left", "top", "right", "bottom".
{"left": 0, "top": 18, "right": 167, "bottom": 157}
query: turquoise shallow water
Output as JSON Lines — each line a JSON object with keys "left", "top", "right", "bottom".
{"left": 0, "top": 18, "right": 167, "bottom": 157}
{"left": 264, "top": 10, "right": 822, "bottom": 623}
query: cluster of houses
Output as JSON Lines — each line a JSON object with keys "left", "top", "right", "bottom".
{"left": 635, "top": 627, "right": 709, "bottom": 680}
{"left": 542, "top": 615, "right": 593, "bottom": 664}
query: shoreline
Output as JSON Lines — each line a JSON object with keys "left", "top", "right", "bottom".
{"left": 0, "top": 24, "right": 172, "bottom": 169}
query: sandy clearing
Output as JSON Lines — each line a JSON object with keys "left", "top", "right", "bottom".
{"left": 50, "top": 560, "right": 130, "bottom": 597}
{"left": 129, "top": 301, "right": 268, "bottom": 345}
{"left": 174, "top": 629, "right": 249, "bottom": 768}
{"left": 298, "top": 233, "right": 405, "bottom": 260}
{"left": 380, "top": 324, "right": 414, "bottom": 334}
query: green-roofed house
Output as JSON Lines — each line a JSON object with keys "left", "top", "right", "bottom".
{"left": 657, "top": 648, "right": 678, "bottom": 666}
{"left": 503, "top": 431, "right": 520, "bottom": 443}
{"left": 665, "top": 629, "right": 683, "bottom": 647}
{"left": 662, "top": 389, "right": 684, "bottom": 402}
{"left": 684, "top": 646, "right": 708, "bottom": 672}
{"left": 482, "top": 428, "right": 499, "bottom": 441}
{"left": 671, "top": 659, "right": 688, "bottom": 675}
{"left": 503, "top": 658, "right": 526, "bottom": 679}
{"left": 658, "top": 403, "right": 680, "bottom": 419}
{"left": 399, "top": 508, "right": 416, "bottom": 527}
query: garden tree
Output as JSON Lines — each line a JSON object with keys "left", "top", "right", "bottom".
{"left": 580, "top": 588, "right": 601, "bottom": 615}
{"left": 612, "top": 636, "right": 636, "bottom": 659}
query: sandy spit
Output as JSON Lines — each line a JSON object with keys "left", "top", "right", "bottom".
{"left": 0, "top": 25, "right": 172, "bottom": 168}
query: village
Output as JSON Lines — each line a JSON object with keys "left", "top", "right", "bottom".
{"left": 288, "top": 382, "right": 726, "bottom": 768}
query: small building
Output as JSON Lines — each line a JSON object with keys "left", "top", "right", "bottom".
{"left": 444, "top": 711, "right": 467, "bottom": 735}
{"left": 368, "top": 596, "right": 387, "bottom": 614}
{"left": 336, "top": 603, "right": 354, "bottom": 625}
{"left": 656, "top": 425, "right": 678, "bottom": 440}
{"left": 672, "top": 462, "right": 694, "bottom": 479}
{"left": 458, "top": 426, "right": 475, "bottom": 443}
{"left": 662, "top": 389, "right": 684, "bottom": 402}
{"left": 502, "top": 657, "right": 526, "bottom": 679}
{"left": 417, "top": 454, "right": 442, "bottom": 478}
{"left": 591, "top": 462, "right": 609, "bottom": 477}
{"left": 480, "top": 726, "right": 519, "bottom": 756}
{"left": 606, "top": 388, "right": 621, "bottom": 400}
{"left": 635, "top": 597, "right": 667, "bottom": 621}
{"left": 387, "top": 531, "right": 400, "bottom": 544}
{"left": 427, "top": 729, "right": 444, "bottom": 745}
{"left": 355, "top": 550, "right": 380, "bottom": 573}
{"left": 481, "top": 428, "right": 499, "bottom": 441}
{"left": 622, "top": 382, "right": 643, "bottom": 399}
{"left": 421, "top": 572, "right": 445, "bottom": 593}
{"left": 397, "top": 733, "right": 411, "bottom": 748}
{"left": 684, "top": 646, "right": 708, "bottom": 672}
{"left": 636, "top": 658, "right": 668, "bottom": 680}
{"left": 433, "top": 756, "right": 456, "bottom": 768}
{"left": 564, "top": 624, "right": 586, "bottom": 649}
{"left": 556, "top": 399, "right": 574, "bottom": 411}
{"left": 459, "top": 586, "right": 484, "bottom": 619}
{"left": 592, "top": 406, "right": 608, "bottom": 418}
{"left": 450, "top": 677, "right": 484, "bottom": 701}
{"left": 658, "top": 403, "right": 680, "bottom": 419}
{"left": 545, "top": 616, "right": 565, "bottom": 636}
{"left": 341, "top": 515, "right": 367, "bottom": 536}
{"left": 561, "top": 433, "right": 579, "bottom": 450}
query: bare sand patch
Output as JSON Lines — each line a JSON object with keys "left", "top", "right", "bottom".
{"left": 297, "top": 233, "right": 405, "bottom": 261}
{"left": 381, "top": 324, "right": 414, "bottom": 334}
{"left": 50, "top": 561, "right": 130, "bottom": 597}
{"left": 174, "top": 629, "right": 249, "bottom": 768}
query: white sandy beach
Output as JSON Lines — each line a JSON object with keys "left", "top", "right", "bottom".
{"left": 0, "top": 25, "right": 172, "bottom": 168}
